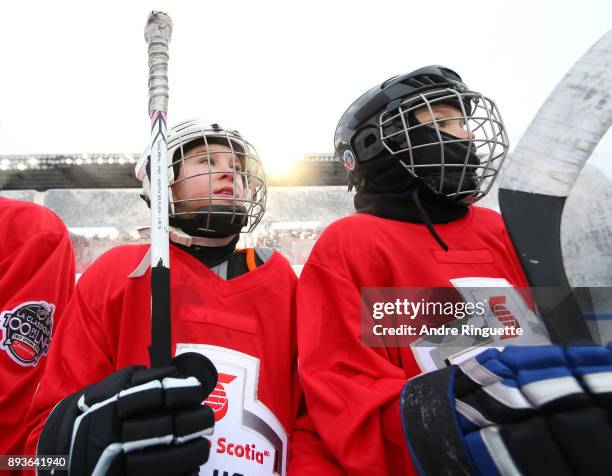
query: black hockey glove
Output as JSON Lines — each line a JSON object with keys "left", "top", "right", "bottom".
{"left": 401, "top": 345, "right": 612, "bottom": 476}
{"left": 37, "top": 352, "right": 217, "bottom": 476}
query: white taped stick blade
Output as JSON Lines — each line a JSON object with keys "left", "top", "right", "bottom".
{"left": 144, "top": 11, "right": 173, "bottom": 44}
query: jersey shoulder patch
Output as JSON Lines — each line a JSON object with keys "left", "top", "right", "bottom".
{"left": 0, "top": 301, "right": 55, "bottom": 367}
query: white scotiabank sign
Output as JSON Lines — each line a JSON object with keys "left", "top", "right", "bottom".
{"left": 175, "top": 344, "right": 288, "bottom": 476}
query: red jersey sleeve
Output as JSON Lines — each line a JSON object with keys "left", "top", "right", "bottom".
{"left": 23, "top": 254, "right": 117, "bottom": 457}
{"left": 297, "top": 260, "right": 417, "bottom": 476}
{"left": 284, "top": 263, "right": 344, "bottom": 475}
{"left": 288, "top": 353, "right": 345, "bottom": 475}
{"left": 0, "top": 199, "right": 75, "bottom": 457}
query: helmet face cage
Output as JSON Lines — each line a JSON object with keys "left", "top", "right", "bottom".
{"left": 378, "top": 88, "right": 509, "bottom": 203}
{"left": 168, "top": 124, "right": 267, "bottom": 233}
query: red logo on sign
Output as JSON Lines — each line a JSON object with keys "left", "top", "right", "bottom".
{"left": 489, "top": 296, "right": 521, "bottom": 340}
{"left": 205, "top": 373, "right": 237, "bottom": 422}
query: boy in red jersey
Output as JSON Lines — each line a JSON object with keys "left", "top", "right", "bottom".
{"left": 26, "top": 121, "right": 339, "bottom": 476}
{"left": 296, "top": 66, "right": 545, "bottom": 475}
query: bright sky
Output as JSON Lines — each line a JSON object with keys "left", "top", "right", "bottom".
{"left": 1, "top": 0, "right": 610, "bottom": 178}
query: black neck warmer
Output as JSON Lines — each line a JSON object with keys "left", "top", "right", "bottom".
{"left": 354, "top": 171, "right": 469, "bottom": 251}
{"left": 173, "top": 234, "right": 240, "bottom": 268}
{"left": 170, "top": 205, "right": 248, "bottom": 239}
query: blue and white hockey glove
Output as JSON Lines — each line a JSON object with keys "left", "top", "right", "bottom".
{"left": 37, "top": 352, "right": 217, "bottom": 476}
{"left": 401, "top": 345, "right": 612, "bottom": 476}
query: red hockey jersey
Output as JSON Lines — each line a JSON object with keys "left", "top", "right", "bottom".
{"left": 25, "top": 243, "right": 339, "bottom": 475}
{"left": 297, "top": 207, "right": 531, "bottom": 476}
{"left": 0, "top": 198, "right": 75, "bottom": 457}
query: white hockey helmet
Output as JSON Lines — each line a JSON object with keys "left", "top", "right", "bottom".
{"left": 136, "top": 119, "right": 267, "bottom": 237}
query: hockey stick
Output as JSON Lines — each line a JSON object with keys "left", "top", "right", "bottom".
{"left": 499, "top": 29, "right": 612, "bottom": 344}
{"left": 144, "top": 11, "right": 173, "bottom": 367}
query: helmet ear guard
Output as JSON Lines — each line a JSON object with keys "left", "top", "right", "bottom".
{"left": 352, "top": 126, "right": 385, "bottom": 164}
{"left": 347, "top": 126, "right": 405, "bottom": 191}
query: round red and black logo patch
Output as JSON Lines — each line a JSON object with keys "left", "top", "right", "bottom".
{"left": 1, "top": 301, "right": 55, "bottom": 367}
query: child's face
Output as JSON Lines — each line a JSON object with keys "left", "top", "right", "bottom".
{"left": 414, "top": 103, "right": 474, "bottom": 140}
{"left": 171, "top": 142, "right": 246, "bottom": 214}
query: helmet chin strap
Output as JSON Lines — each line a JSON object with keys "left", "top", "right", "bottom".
{"left": 169, "top": 227, "right": 236, "bottom": 248}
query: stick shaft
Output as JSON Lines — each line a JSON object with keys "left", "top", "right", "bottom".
{"left": 145, "top": 11, "right": 173, "bottom": 367}
{"left": 149, "top": 112, "right": 170, "bottom": 267}
{"left": 149, "top": 111, "right": 171, "bottom": 367}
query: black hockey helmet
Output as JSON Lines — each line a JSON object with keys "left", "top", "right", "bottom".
{"left": 335, "top": 65, "right": 509, "bottom": 203}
